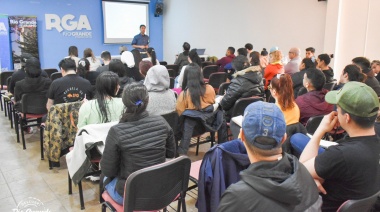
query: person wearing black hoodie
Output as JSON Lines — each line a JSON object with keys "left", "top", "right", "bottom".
{"left": 352, "top": 56, "right": 380, "bottom": 96}
{"left": 218, "top": 102, "right": 321, "bottom": 212}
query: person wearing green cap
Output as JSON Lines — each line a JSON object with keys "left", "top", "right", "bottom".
{"left": 294, "top": 81, "right": 380, "bottom": 211}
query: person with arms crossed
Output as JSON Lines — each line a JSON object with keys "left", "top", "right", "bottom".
{"left": 132, "top": 24, "right": 149, "bottom": 58}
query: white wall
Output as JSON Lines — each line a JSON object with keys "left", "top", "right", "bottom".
{"left": 163, "top": 0, "right": 327, "bottom": 64}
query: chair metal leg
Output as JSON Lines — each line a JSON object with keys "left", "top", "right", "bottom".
{"left": 14, "top": 113, "right": 19, "bottom": 143}
{"left": 40, "top": 125, "right": 44, "bottom": 160}
{"left": 49, "top": 160, "right": 53, "bottom": 170}
{"left": 68, "top": 173, "right": 72, "bottom": 195}
{"left": 182, "top": 196, "right": 187, "bottom": 212}
{"left": 4, "top": 100, "right": 7, "bottom": 117}
{"left": 9, "top": 103, "right": 13, "bottom": 128}
{"left": 78, "top": 181, "right": 85, "bottom": 210}
{"left": 0, "top": 95, "right": 3, "bottom": 111}
{"left": 210, "top": 132, "right": 215, "bottom": 147}
{"left": 20, "top": 117, "right": 26, "bottom": 150}
{"left": 7, "top": 102, "right": 12, "bottom": 121}
{"left": 196, "top": 137, "right": 200, "bottom": 156}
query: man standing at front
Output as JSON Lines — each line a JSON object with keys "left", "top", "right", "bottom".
{"left": 218, "top": 101, "right": 321, "bottom": 211}
{"left": 300, "top": 81, "right": 380, "bottom": 211}
{"left": 132, "top": 24, "right": 149, "bottom": 58}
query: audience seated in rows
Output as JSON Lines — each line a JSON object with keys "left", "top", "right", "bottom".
{"left": 96, "top": 51, "right": 111, "bottom": 73}
{"left": 219, "top": 55, "right": 264, "bottom": 120}
{"left": 65, "top": 46, "right": 80, "bottom": 68}
{"left": 77, "top": 58, "right": 99, "bottom": 86}
{"left": 296, "top": 69, "right": 333, "bottom": 125}
{"left": 100, "top": 82, "right": 176, "bottom": 205}
{"left": 46, "top": 58, "right": 92, "bottom": 111}
{"left": 285, "top": 47, "right": 301, "bottom": 75}
{"left": 142, "top": 47, "right": 160, "bottom": 65}
{"left": 144, "top": 65, "right": 176, "bottom": 116}
{"left": 223, "top": 47, "right": 248, "bottom": 79}
{"left": 316, "top": 54, "right": 334, "bottom": 83}
{"left": 291, "top": 82, "right": 380, "bottom": 211}
{"left": 269, "top": 74, "right": 300, "bottom": 126}
{"left": 176, "top": 64, "right": 216, "bottom": 155}
{"left": 77, "top": 71, "right": 124, "bottom": 129}
{"left": 292, "top": 58, "right": 317, "bottom": 98}
{"left": 10, "top": 53, "right": 48, "bottom": 95}
{"left": 84, "top": 48, "right": 101, "bottom": 71}
{"left": 217, "top": 102, "right": 321, "bottom": 211}
{"left": 244, "top": 43, "right": 253, "bottom": 56}
{"left": 352, "top": 56, "right": 380, "bottom": 96}
{"left": 120, "top": 50, "right": 143, "bottom": 82}
{"left": 174, "top": 42, "right": 190, "bottom": 71}
{"left": 216, "top": 47, "right": 235, "bottom": 72}
{"left": 177, "top": 49, "right": 202, "bottom": 89}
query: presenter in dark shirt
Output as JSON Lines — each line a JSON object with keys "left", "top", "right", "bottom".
{"left": 132, "top": 24, "right": 149, "bottom": 58}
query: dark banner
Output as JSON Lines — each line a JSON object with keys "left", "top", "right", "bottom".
{"left": 9, "top": 16, "right": 39, "bottom": 70}
{"left": 0, "top": 15, "right": 12, "bottom": 71}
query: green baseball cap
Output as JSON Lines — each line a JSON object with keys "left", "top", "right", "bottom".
{"left": 325, "top": 81, "right": 379, "bottom": 117}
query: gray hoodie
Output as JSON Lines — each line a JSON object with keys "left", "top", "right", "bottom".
{"left": 144, "top": 65, "right": 176, "bottom": 116}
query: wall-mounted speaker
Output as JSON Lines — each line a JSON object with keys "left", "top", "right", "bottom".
{"left": 154, "top": 3, "right": 163, "bottom": 17}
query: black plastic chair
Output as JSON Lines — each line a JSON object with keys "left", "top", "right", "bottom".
{"left": 43, "top": 68, "right": 58, "bottom": 78}
{"left": 208, "top": 72, "right": 228, "bottom": 93}
{"left": 337, "top": 190, "right": 380, "bottom": 212}
{"left": 169, "top": 77, "right": 175, "bottom": 89}
{"left": 202, "top": 65, "right": 218, "bottom": 80}
{"left": 218, "top": 82, "right": 231, "bottom": 95}
{"left": 50, "top": 72, "right": 62, "bottom": 81}
{"left": 162, "top": 111, "right": 179, "bottom": 148}
{"left": 323, "top": 82, "right": 336, "bottom": 91}
{"left": 305, "top": 115, "right": 324, "bottom": 135}
{"left": 160, "top": 61, "right": 168, "bottom": 66}
{"left": 231, "top": 97, "right": 264, "bottom": 118}
{"left": 165, "top": 64, "right": 179, "bottom": 77}
{"left": 201, "top": 61, "right": 212, "bottom": 68}
{"left": 102, "top": 156, "right": 191, "bottom": 212}
{"left": 167, "top": 69, "right": 176, "bottom": 78}
{"left": 17, "top": 92, "right": 47, "bottom": 150}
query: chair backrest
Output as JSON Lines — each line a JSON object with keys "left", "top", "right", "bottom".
{"left": 162, "top": 111, "right": 179, "bottom": 145}
{"left": 124, "top": 156, "right": 191, "bottom": 212}
{"left": 218, "top": 82, "right": 231, "bottom": 95}
{"left": 43, "top": 68, "right": 59, "bottom": 78}
{"left": 169, "top": 77, "right": 175, "bottom": 89}
{"left": 337, "top": 190, "right": 380, "bottom": 212}
{"left": 323, "top": 82, "right": 336, "bottom": 91}
{"left": 21, "top": 92, "right": 48, "bottom": 114}
{"left": 202, "top": 65, "right": 218, "bottom": 79}
{"left": 208, "top": 72, "right": 227, "bottom": 91}
{"left": 167, "top": 69, "right": 176, "bottom": 78}
{"left": 1, "top": 71, "right": 13, "bottom": 89}
{"left": 305, "top": 115, "right": 324, "bottom": 135}
{"left": 165, "top": 64, "right": 179, "bottom": 77}
{"left": 202, "top": 61, "right": 212, "bottom": 68}
{"left": 50, "top": 72, "right": 62, "bottom": 81}
{"left": 160, "top": 61, "right": 168, "bottom": 66}
{"left": 231, "top": 97, "right": 264, "bottom": 117}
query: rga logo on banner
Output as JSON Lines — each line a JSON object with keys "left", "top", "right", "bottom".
{"left": 0, "top": 22, "right": 8, "bottom": 35}
{"left": 45, "top": 14, "right": 92, "bottom": 38}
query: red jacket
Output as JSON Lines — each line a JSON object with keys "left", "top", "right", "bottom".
{"left": 264, "top": 63, "right": 283, "bottom": 89}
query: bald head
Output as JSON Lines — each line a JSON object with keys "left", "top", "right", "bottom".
{"left": 289, "top": 47, "right": 300, "bottom": 59}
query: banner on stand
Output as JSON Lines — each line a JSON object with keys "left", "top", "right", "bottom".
{"left": 0, "top": 15, "right": 12, "bottom": 72}
{"left": 9, "top": 16, "right": 39, "bottom": 70}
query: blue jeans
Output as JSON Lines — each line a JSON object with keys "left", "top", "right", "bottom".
{"left": 104, "top": 177, "right": 123, "bottom": 205}
{"left": 290, "top": 133, "right": 325, "bottom": 156}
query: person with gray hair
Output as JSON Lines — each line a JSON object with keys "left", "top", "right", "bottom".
{"left": 285, "top": 47, "right": 301, "bottom": 75}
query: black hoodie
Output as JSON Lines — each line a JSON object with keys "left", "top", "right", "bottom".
{"left": 217, "top": 153, "right": 321, "bottom": 212}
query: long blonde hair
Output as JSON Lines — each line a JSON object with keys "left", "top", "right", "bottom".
{"left": 270, "top": 50, "right": 282, "bottom": 64}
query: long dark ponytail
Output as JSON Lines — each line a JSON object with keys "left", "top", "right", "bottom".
{"left": 147, "top": 47, "right": 157, "bottom": 65}
{"left": 182, "top": 63, "right": 205, "bottom": 110}
{"left": 95, "top": 71, "right": 120, "bottom": 123}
